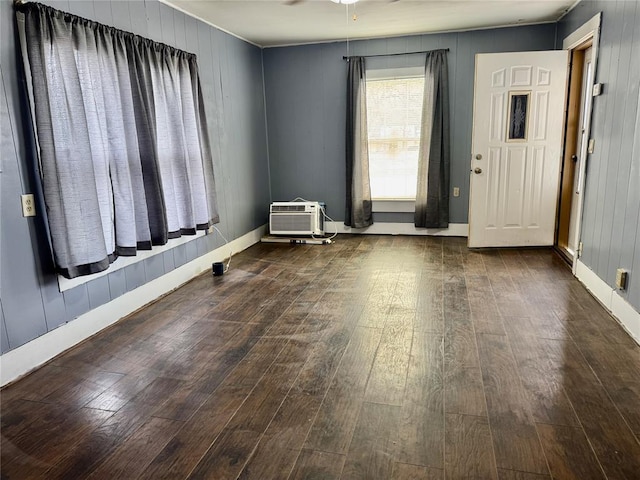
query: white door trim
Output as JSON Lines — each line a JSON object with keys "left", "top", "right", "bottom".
{"left": 563, "top": 13, "right": 602, "bottom": 275}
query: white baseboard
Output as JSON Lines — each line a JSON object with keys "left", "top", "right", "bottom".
{"left": 326, "top": 222, "right": 468, "bottom": 237}
{"left": 575, "top": 259, "right": 640, "bottom": 344}
{"left": 611, "top": 290, "right": 640, "bottom": 342}
{"left": 0, "top": 224, "right": 267, "bottom": 387}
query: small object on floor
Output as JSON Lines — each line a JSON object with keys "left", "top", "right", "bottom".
{"left": 261, "top": 235, "right": 332, "bottom": 245}
{"left": 212, "top": 262, "right": 225, "bottom": 276}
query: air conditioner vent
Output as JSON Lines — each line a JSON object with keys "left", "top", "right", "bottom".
{"left": 271, "top": 204, "right": 306, "bottom": 212}
{"left": 271, "top": 214, "right": 313, "bottom": 232}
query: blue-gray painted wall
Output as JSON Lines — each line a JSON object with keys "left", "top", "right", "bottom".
{"left": 557, "top": 0, "right": 640, "bottom": 311}
{"left": 263, "top": 24, "right": 557, "bottom": 224}
{"left": 2, "top": 0, "right": 639, "bottom": 356}
{"left": 0, "top": 0, "right": 270, "bottom": 353}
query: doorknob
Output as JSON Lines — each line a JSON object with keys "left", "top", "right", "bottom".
{"left": 474, "top": 167, "right": 482, "bottom": 174}
{"left": 475, "top": 154, "right": 483, "bottom": 160}
{"left": 572, "top": 155, "right": 578, "bottom": 162}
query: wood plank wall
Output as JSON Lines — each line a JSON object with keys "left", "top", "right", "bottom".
{"left": 557, "top": 0, "right": 640, "bottom": 310}
{"left": 0, "top": 0, "right": 270, "bottom": 353}
{"left": 262, "top": 25, "right": 557, "bottom": 224}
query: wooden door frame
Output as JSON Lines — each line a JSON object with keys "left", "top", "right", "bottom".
{"left": 557, "top": 13, "right": 602, "bottom": 274}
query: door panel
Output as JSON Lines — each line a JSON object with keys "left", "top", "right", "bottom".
{"left": 469, "top": 51, "right": 569, "bottom": 248}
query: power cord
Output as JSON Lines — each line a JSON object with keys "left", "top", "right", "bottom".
{"left": 290, "top": 197, "right": 338, "bottom": 241}
{"left": 213, "top": 224, "right": 233, "bottom": 272}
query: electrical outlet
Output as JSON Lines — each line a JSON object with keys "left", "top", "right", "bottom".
{"left": 21, "top": 194, "right": 36, "bottom": 217}
{"left": 453, "top": 187, "right": 460, "bottom": 197}
{"left": 616, "top": 268, "right": 628, "bottom": 290}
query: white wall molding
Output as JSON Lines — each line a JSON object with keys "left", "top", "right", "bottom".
{"left": 327, "top": 221, "right": 468, "bottom": 237}
{"left": 575, "top": 259, "right": 640, "bottom": 344}
{"left": 0, "top": 225, "right": 267, "bottom": 387}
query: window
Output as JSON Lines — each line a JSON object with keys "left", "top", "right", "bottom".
{"left": 17, "top": 3, "right": 219, "bottom": 279}
{"left": 366, "top": 69, "right": 424, "bottom": 200}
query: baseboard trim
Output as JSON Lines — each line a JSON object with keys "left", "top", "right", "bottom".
{"left": 326, "top": 222, "right": 468, "bottom": 237}
{"left": 0, "top": 224, "right": 267, "bottom": 387}
{"left": 575, "top": 259, "right": 640, "bottom": 344}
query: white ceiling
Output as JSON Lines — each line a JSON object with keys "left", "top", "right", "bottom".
{"left": 162, "top": 0, "right": 578, "bottom": 48}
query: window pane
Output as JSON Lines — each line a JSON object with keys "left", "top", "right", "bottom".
{"left": 366, "top": 76, "right": 424, "bottom": 199}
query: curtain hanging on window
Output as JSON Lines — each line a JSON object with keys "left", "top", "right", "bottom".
{"left": 415, "top": 50, "right": 450, "bottom": 229}
{"left": 345, "top": 57, "right": 373, "bottom": 229}
{"left": 16, "top": 3, "right": 219, "bottom": 279}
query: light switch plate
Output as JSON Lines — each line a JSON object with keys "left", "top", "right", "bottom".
{"left": 592, "top": 83, "right": 603, "bottom": 96}
{"left": 588, "top": 138, "right": 595, "bottom": 154}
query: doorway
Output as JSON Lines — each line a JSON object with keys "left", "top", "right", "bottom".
{"left": 556, "top": 44, "right": 593, "bottom": 262}
{"left": 468, "top": 51, "right": 569, "bottom": 248}
{"left": 555, "top": 13, "right": 601, "bottom": 270}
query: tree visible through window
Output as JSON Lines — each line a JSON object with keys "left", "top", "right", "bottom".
{"left": 366, "top": 75, "right": 424, "bottom": 200}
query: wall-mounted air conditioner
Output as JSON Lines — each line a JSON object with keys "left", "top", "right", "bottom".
{"left": 270, "top": 201, "right": 324, "bottom": 236}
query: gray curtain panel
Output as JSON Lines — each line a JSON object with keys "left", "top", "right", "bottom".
{"left": 415, "top": 50, "right": 450, "bottom": 229}
{"left": 345, "top": 57, "right": 373, "bottom": 229}
{"left": 16, "top": 3, "right": 219, "bottom": 279}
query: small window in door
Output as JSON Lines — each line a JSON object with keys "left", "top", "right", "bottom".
{"left": 507, "top": 91, "right": 530, "bottom": 141}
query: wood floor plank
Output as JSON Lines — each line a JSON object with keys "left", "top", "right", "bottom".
{"left": 140, "top": 384, "right": 250, "bottom": 479}
{"left": 290, "top": 322, "right": 353, "bottom": 397}
{"left": 476, "top": 333, "right": 549, "bottom": 475}
{"left": 186, "top": 341, "right": 308, "bottom": 479}
{"left": 238, "top": 393, "right": 322, "bottom": 479}
{"left": 41, "top": 404, "right": 152, "bottom": 479}
{"left": 487, "top": 274, "right": 531, "bottom": 318}
{"left": 443, "top": 296, "right": 487, "bottom": 417}
{"left": 304, "top": 326, "right": 382, "bottom": 455}
{"left": 497, "top": 469, "right": 551, "bottom": 479}
{"left": 341, "top": 402, "right": 400, "bottom": 480}
{"left": 444, "top": 413, "right": 497, "bottom": 479}
{"left": 391, "top": 463, "right": 444, "bottom": 479}
{"left": 465, "top": 274, "right": 505, "bottom": 335}
{"left": 606, "top": 382, "right": 640, "bottom": 434}
{"left": 364, "top": 321, "right": 412, "bottom": 406}
{"left": 536, "top": 423, "right": 605, "bottom": 480}
{"left": 288, "top": 449, "right": 346, "bottom": 480}
{"left": 397, "top": 331, "right": 444, "bottom": 467}
{"left": 86, "top": 416, "right": 181, "bottom": 479}
{"left": 415, "top": 274, "right": 444, "bottom": 333}
{"left": 83, "top": 370, "right": 160, "bottom": 412}
{"left": 503, "top": 323, "right": 579, "bottom": 426}
{"left": 1, "top": 406, "right": 113, "bottom": 479}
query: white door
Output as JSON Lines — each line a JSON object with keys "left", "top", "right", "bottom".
{"left": 468, "top": 51, "right": 569, "bottom": 248}
{"left": 567, "top": 46, "right": 594, "bottom": 255}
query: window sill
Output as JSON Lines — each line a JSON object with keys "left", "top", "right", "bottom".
{"left": 372, "top": 200, "right": 415, "bottom": 213}
{"left": 57, "top": 229, "right": 208, "bottom": 292}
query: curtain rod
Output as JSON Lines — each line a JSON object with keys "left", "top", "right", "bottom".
{"left": 343, "top": 48, "right": 449, "bottom": 60}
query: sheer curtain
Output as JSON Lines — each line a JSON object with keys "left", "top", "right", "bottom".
{"left": 345, "top": 57, "right": 373, "bottom": 229}
{"left": 415, "top": 50, "right": 450, "bottom": 229}
{"left": 16, "top": 3, "right": 219, "bottom": 279}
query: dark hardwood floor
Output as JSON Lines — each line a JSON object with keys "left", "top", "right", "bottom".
{"left": 2, "top": 235, "right": 639, "bottom": 479}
